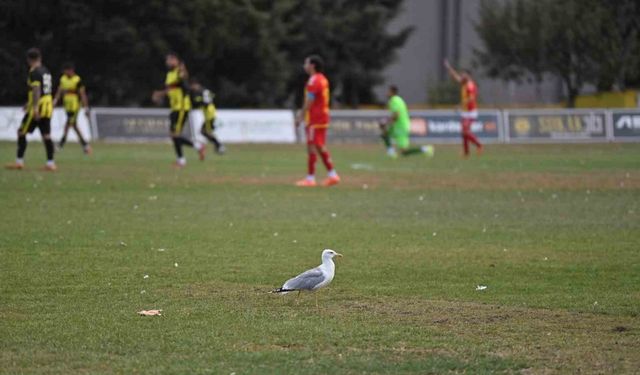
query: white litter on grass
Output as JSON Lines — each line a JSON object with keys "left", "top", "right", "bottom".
{"left": 476, "top": 285, "right": 488, "bottom": 291}
{"left": 148, "top": 196, "right": 158, "bottom": 201}
{"left": 543, "top": 257, "right": 548, "bottom": 261}
{"left": 149, "top": 183, "right": 156, "bottom": 188}
{"left": 362, "top": 184, "right": 369, "bottom": 190}
{"left": 432, "top": 232, "right": 437, "bottom": 237}
{"left": 419, "top": 195, "right": 424, "bottom": 201}
{"left": 143, "top": 275, "right": 149, "bottom": 279}
{"left": 138, "top": 309, "right": 162, "bottom": 316}
{"left": 292, "top": 240, "right": 298, "bottom": 244}
{"left": 174, "top": 263, "right": 179, "bottom": 267}
{"left": 96, "top": 180, "right": 102, "bottom": 185}
{"left": 140, "top": 290, "right": 146, "bottom": 294}
{"left": 350, "top": 163, "right": 374, "bottom": 171}
{"left": 157, "top": 248, "right": 166, "bottom": 252}
{"left": 33, "top": 240, "right": 38, "bottom": 244}
{"left": 67, "top": 220, "right": 72, "bottom": 225}
{"left": 482, "top": 227, "right": 487, "bottom": 233}
{"left": 331, "top": 213, "right": 337, "bottom": 218}
{"left": 229, "top": 222, "right": 234, "bottom": 227}
{"left": 503, "top": 248, "right": 508, "bottom": 252}
{"left": 273, "top": 232, "right": 279, "bottom": 237}
{"left": 133, "top": 205, "right": 139, "bottom": 210}
{"left": 119, "top": 241, "right": 127, "bottom": 247}
{"left": 89, "top": 197, "right": 95, "bottom": 203}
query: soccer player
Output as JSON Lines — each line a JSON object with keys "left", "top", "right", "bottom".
{"left": 444, "top": 59, "right": 483, "bottom": 157}
{"left": 380, "top": 85, "right": 433, "bottom": 158}
{"left": 51, "top": 62, "right": 92, "bottom": 154}
{"left": 295, "top": 55, "right": 340, "bottom": 187}
{"left": 189, "top": 78, "right": 225, "bottom": 154}
{"left": 152, "top": 52, "right": 205, "bottom": 167}
{"left": 5, "top": 48, "right": 56, "bottom": 171}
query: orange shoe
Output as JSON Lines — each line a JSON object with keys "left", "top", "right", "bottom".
{"left": 198, "top": 145, "right": 206, "bottom": 161}
{"left": 295, "top": 178, "right": 317, "bottom": 187}
{"left": 322, "top": 175, "right": 341, "bottom": 187}
{"left": 5, "top": 162, "right": 24, "bottom": 170}
{"left": 477, "top": 145, "right": 484, "bottom": 156}
{"left": 42, "top": 164, "right": 57, "bottom": 172}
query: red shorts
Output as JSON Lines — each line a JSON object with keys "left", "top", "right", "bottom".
{"left": 306, "top": 125, "right": 327, "bottom": 146}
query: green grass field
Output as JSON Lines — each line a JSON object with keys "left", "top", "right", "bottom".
{"left": 1, "top": 141, "right": 639, "bottom": 374}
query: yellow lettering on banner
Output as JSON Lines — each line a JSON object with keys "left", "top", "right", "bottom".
{"left": 567, "top": 116, "right": 583, "bottom": 132}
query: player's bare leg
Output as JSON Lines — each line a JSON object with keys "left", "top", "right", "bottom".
{"left": 59, "top": 123, "right": 72, "bottom": 149}
{"left": 72, "top": 124, "right": 92, "bottom": 155}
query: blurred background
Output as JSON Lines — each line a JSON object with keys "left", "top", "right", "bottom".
{"left": 1, "top": 0, "right": 639, "bottom": 109}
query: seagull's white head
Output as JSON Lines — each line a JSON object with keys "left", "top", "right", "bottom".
{"left": 322, "top": 249, "right": 343, "bottom": 261}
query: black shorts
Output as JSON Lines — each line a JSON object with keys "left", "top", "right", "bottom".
{"left": 19, "top": 112, "right": 51, "bottom": 136}
{"left": 169, "top": 110, "right": 188, "bottom": 136}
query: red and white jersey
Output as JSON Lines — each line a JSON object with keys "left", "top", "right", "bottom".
{"left": 304, "top": 73, "right": 330, "bottom": 126}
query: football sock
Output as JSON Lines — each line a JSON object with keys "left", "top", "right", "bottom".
{"left": 180, "top": 137, "right": 194, "bottom": 148}
{"left": 172, "top": 138, "right": 183, "bottom": 158}
{"left": 327, "top": 169, "right": 338, "bottom": 178}
{"left": 17, "top": 136, "right": 27, "bottom": 158}
{"left": 381, "top": 133, "right": 391, "bottom": 148}
{"left": 308, "top": 153, "right": 317, "bottom": 175}
{"left": 44, "top": 138, "right": 55, "bottom": 161}
{"left": 320, "top": 151, "right": 334, "bottom": 171}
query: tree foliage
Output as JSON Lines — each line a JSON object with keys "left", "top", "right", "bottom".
{"left": 475, "top": 0, "right": 640, "bottom": 107}
{"left": 0, "top": 0, "right": 411, "bottom": 108}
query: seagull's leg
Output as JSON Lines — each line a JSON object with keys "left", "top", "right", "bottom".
{"left": 295, "top": 290, "right": 301, "bottom": 305}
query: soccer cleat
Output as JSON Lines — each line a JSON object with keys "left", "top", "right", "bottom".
{"left": 198, "top": 145, "right": 206, "bottom": 161}
{"left": 322, "top": 175, "right": 341, "bottom": 187}
{"left": 477, "top": 145, "right": 484, "bottom": 156}
{"left": 5, "top": 163, "right": 24, "bottom": 170}
{"left": 216, "top": 145, "right": 226, "bottom": 155}
{"left": 295, "top": 179, "right": 317, "bottom": 187}
{"left": 172, "top": 161, "right": 186, "bottom": 169}
{"left": 42, "top": 164, "right": 57, "bottom": 172}
{"left": 84, "top": 145, "right": 93, "bottom": 155}
{"left": 421, "top": 145, "right": 435, "bottom": 158}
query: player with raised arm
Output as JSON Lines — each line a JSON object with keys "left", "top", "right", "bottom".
{"left": 52, "top": 62, "right": 92, "bottom": 155}
{"left": 380, "top": 85, "right": 433, "bottom": 158}
{"left": 189, "top": 78, "right": 225, "bottom": 155}
{"left": 6, "top": 48, "right": 56, "bottom": 171}
{"left": 295, "top": 55, "right": 340, "bottom": 187}
{"left": 152, "top": 52, "right": 205, "bottom": 168}
{"left": 444, "top": 60, "right": 483, "bottom": 157}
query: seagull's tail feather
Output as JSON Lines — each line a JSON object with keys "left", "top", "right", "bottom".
{"left": 269, "top": 287, "right": 297, "bottom": 294}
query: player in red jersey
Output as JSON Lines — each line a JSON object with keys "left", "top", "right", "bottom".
{"left": 444, "top": 60, "right": 483, "bottom": 157}
{"left": 295, "top": 55, "right": 340, "bottom": 187}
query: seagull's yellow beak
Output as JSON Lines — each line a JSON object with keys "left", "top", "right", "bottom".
{"left": 335, "top": 253, "right": 343, "bottom": 258}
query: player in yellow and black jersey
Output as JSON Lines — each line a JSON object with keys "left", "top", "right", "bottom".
{"left": 5, "top": 48, "right": 56, "bottom": 171}
{"left": 52, "top": 62, "right": 92, "bottom": 155}
{"left": 189, "top": 78, "right": 225, "bottom": 155}
{"left": 152, "top": 52, "right": 205, "bottom": 168}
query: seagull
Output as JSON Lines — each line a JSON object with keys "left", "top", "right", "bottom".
{"left": 271, "top": 249, "right": 343, "bottom": 307}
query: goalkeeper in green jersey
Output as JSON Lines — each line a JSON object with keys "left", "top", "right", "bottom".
{"left": 380, "top": 85, "right": 433, "bottom": 158}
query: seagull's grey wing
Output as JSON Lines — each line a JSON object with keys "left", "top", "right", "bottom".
{"left": 283, "top": 267, "right": 325, "bottom": 291}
